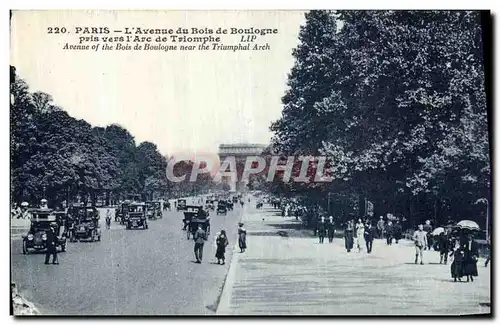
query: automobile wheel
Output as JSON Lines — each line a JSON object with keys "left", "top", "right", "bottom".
{"left": 97, "top": 235, "right": 101, "bottom": 241}
{"left": 22, "top": 241, "right": 27, "bottom": 255}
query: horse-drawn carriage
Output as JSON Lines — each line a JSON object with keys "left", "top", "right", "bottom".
{"left": 183, "top": 205, "right": 210, "bottom": 239}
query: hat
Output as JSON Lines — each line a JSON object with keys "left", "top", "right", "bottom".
{"left": 21, "top": 202, "right": 29, "bottom": 207}
{"left": 238, "top": 222, "right": 244, "bottom": 227}
{"left": 418, "top": 224, "right": 423, "bottom": 229}
{"left": 41, "top": 199, "right": 48, "bottom": 203}
{"left": 50, "top": 222, "right": 58, "bottom": 227}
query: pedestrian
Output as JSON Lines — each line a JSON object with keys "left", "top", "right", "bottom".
{"left": 450, "top": 241, "right": 465, "bottom": 282}
{"left": 238, "top": 222, "right": 247, "bottom": 253}
{"left": 386, "top": 221, "right": 393, "bottom": 245}
{"left": 327, "top": 216, "right": 335, "bottom": 243}
{"left": 40, "top": 199, "right": 49, "bottom": 210}
{"left": 193, "top": 224, "right": 207, "bottom": 263}
{"left": 413, "top": 224, "right": 428, "bottom": 265}
{"left": 44, "top": 222, "right": 59, "bottom": 265}
{"left": 438, "top": 232, "right": 451, "bottom": 264}
{"left": 364, "top": 222, "right": 375, "bottom": 253}
{"left": 423, "top": 220, "right": 433, "bottom": 250}
{"left": 463, "top": 233, "right": 479, "bottom": 282}
{"left": 344, "top": 220, "right": 354, "bottom": 253}
{"left": 318, "top": 217, "right": 326, "bottom": 244}
{"left": 377, "top": 216, "right": 385, "bottom": 239}
{"left": 355, "top": 219, "right": 365, "bottom": 252}
{"left": 393, "top": 221, "right": 403, "bottom": 244}
{"left": 215, "top": 230, "right": 229, "bottom": 265}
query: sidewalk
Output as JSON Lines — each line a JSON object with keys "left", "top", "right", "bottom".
{"left": 216, "top": 208, "right": 491, "bottom": 315}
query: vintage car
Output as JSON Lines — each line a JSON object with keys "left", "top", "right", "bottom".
{"left": 127, "top": 203, "right": 148, "bottom": 230}
{"left": 216, "top": 201, "right": 228, "bottom": 215}
{"left": 183, "top": 205, "right": 210, "bottom": 239}
{"left": 146, "top": 201, "right": 163, "bottom": 220}
{"left": 226, "top": 200, "right": 234, "bottom": 211}
{"left": 22, "top": 209, "right": 67, "bottom": 254}
{"left": 68, "top": 206, "right": 101, "bottom": 242}
{"left": 205, "top": 199, "right": 215, "bottom": 211}
{"left": 115, "top": 200, "right": 131, "bottom": 224}
{"left": 177, "top": 199, "right": 187, "bottom": 211}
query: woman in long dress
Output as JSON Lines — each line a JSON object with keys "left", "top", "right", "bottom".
{"left": 344, "top": 220, "right": 354, "bottom": 253}
{"left": 450, "top": 242, "right": 465, "bottom": 282}
{"left": 356, "top": 219, "right": 365, "bottom": 252}
{"left": 215, "top": 230, "right": 229, "bottom": 265}
{"left": 238, "top": 223, "right": 247, "bottom": 253}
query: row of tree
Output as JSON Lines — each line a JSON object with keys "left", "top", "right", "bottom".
{"left": 10, "top": 66, "right": 213, "bottom": 206}
{"left": 265, "top": 10, "right": 491, "bottom": 229}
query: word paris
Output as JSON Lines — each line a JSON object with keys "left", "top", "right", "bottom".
{"left": 166, "top": 156, "right": 333, "bottom": 183}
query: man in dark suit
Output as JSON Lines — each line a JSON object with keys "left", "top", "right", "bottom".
{"left": 364, "top": 222, "right": 375, "bottom": 253}
{"left": 44, "top": 222, "right": 59, "bottom": 265}
{"left": 193, "top": 224, "right": 207, "bottom": 263}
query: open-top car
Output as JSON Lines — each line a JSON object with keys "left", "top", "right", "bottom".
{"left": 127, "top": 203, "right": 148, "bottom": 230}
{"left": 22, "top": 209, "right": 67, "bottom": 254}
{"left": 177, "top": 199, "right": 187, "bottom": 211}
{"left": 68, "top": 206, "right": 101, "bottom": 242}
{"left": 216, "top": 201, "right": 227, "bottom": 215}
{"left": 146, "top": 201, "right": 163, "bottom": 220}
{"left": 183, "top": 205, "right": 210, "bottom": 239}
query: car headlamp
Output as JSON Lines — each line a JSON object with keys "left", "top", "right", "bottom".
{"left": 42, "top": 233, "right": 47, "bottom": 240}
{"left": 27, "top": 234, "right": 34, "bottom": 240}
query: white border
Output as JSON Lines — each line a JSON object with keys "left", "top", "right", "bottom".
{"left": 2, "top": 1, "right": 498, "bottom": 325}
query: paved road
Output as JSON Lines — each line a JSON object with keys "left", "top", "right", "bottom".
{"left": 218, "top": 207, "right": 491, "bottom": 315}
{"left": 10, "top": 201, "right": 248, "bottom": 315}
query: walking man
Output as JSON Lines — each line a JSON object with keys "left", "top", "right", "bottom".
{"left": 413, "top": 224, "right": 428, "bottom": 265}
{"left": 364, "top": 222, "right": 375, "bottom": 253}
{"left": 44, "top": 222, "right": 59, "bottom": 265}
{"left": 377, "top": 216, "right": 385, "bottom": 239}
{"left": 193, "top": 224, "right": 207, "bottom": 263}
{"left": 327, "top": 216, "right": 335, "bottom": 243}
{"left": 423, "top": 220, "right": 433, "bottom": 250}
{"left": 318, "top": 217, "right": 326, "bottom": 244}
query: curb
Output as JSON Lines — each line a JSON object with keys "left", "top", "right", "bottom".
{"left": 215, "top": 237, "right": 240, "bottom": 315}
{"left": 215, "top": 204, "right": 249, "bottom": 315}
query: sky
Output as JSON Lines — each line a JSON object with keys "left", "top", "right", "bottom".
{"left": 10, "top": 10, "right": 306, "bottom": 157}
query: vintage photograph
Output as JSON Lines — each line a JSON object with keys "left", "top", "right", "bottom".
{"left": 9, "top": 10, "right": 491, "bottom": 316}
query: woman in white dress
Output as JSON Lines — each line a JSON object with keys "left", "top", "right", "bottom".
{"left": 356, "top": 219, "right": 366, "bottom": 252}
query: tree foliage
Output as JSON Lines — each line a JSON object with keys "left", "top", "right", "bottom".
{"left": 270, "top": 10, "right": 490, "bottom": 227}
{"left": 10, "top": 66, "right": 179, "bottom": 205}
